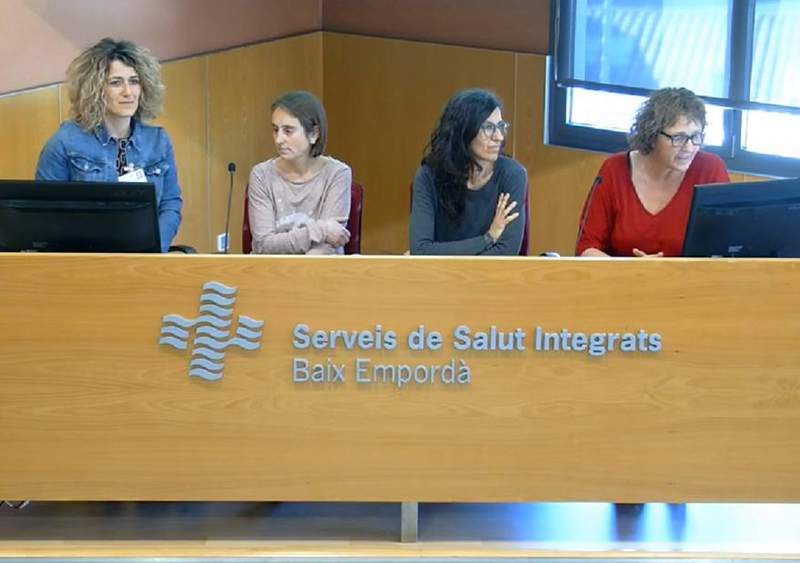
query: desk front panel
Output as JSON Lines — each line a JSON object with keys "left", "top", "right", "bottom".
{"left": 1, "top": 255, "right": 798, "bottom": 501}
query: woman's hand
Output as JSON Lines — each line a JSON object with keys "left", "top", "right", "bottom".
{"left": 487, "top": 193, "right": 519, "bottom": 243}
{"left": 632, "top": 248, "right": 664, "bottom": 258}
{"left": 580, "top": 248, "right": 610, "bottom": 257}
{"left": 324, "top": 219, "right": 350, "bottom": 248}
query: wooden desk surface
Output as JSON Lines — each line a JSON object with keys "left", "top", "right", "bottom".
{"left": 1, "top": 255, "right": 799, "bottom": 502}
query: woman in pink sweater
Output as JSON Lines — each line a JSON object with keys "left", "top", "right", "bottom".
{"left": 248, "top": 91, "right": 352, "bottom": 254}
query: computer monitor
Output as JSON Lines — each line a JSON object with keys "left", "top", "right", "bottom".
{"left": 682, "top": 177, "right": 800, "bottom": 258}
{"left": 0, "top": 180, "right": 161, "bottom": 252}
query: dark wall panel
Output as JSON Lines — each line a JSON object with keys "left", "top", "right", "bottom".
{"left": 323, "top": 0, "right": 549, "bottom": 55}
{"left": 0, "top": 0, "right": 322, "bottom": 94}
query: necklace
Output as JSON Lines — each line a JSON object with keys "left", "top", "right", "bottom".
{"left": 115, "top": 137, "right": 130, "bottom": 175}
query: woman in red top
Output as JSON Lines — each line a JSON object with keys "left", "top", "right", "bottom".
{"left": 576, "top": 87, "right": 730, "bottom": 257}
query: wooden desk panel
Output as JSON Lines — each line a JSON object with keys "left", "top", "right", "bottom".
{"left": 1, "top": 255, "right": 799, "bottom": 502}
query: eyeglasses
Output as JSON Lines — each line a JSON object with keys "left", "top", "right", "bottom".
{"left": 480, "top": 120, "right": 511, "bottom": 138}
{"left": 660, "top": 131, "right": 705, "bottom": 147}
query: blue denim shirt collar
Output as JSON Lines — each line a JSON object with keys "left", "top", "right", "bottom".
{"left": 92, "top": 119, "right": 140, "bottom": 149}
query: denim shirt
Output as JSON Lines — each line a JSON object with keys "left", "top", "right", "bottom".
{"left": 35, "top": 120, "right": 183, "bottom": 252}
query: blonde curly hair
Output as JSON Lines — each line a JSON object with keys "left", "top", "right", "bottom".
{"left": 66, "top": 38, "right": 165, "bottom": 132}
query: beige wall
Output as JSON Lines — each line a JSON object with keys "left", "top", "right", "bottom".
{"left": 0, "top": 0, "right": 322, "bottom": 95}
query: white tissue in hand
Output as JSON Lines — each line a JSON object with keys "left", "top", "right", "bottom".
{"left": 276, "top": 212, "right": 313, "bottom": 232}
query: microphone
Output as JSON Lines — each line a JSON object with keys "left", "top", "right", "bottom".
{"left": 223, "top": 162, "right": 236, "bottom": 254}
{"left": 574, "top": 175, "right": 602, "bottom": 256}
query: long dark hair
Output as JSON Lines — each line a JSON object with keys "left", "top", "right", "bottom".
{"left": 422, "top": 88, "right": 503, "bottom": 222}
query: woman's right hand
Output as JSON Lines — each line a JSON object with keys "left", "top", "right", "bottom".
{"left": 632, "top": 248, "right": 664, "bottom": 258}
{"left": 487, "top": 193, "right": 519, "bottom": 243}
{"left": 324, "top": 219, "right": 350, "bottom": 248}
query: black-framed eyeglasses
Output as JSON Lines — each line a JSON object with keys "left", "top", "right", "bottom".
{"left": 660, "top": 131, "right": 705, "bottom": 147}
{"left": 480, "top": 120, "right": 511, "bottom": 138}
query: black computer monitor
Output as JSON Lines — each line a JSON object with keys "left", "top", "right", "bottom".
{"left": 682, "top": 177, "right": 800, "bottom": 258}
{"left": 0, "top": 180, "right": 161, "bottom": 252}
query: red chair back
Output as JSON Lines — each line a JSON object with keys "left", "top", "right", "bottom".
{"left": 519, "top": 182, "right": 530, "bottom": 256}
{"left": 243, "top": 181, "right": 363, "bottom": 254}
{"left": 344, "top": 182, "right": 363, "bottom": 254}
{"left": 242, "top": 185, "right": 253, "bottom": 254}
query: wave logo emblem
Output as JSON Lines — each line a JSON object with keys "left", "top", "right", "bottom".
{"left": 158, "top": 282, "right": 264, "bottom": 380}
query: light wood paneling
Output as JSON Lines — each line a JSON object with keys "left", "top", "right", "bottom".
{"left": 0, "top": 86, "right": 60, "bottom": 179}
{"left": 2, "top": 255, "right": 800, "bottom": 502}
{"left": 515, "top": 54, "right": 609, "bottom": 256}
{"left": 155, "top": 57, "right": 210, "bottom": 252}
{"left": 58, "top": 84, "right": 69, "bottom": 122}
{"left": 208, "top": 33, "right": 324, "bottom": 254}
{"left": 323, "top": 33, "right": 516, "bottom": 254}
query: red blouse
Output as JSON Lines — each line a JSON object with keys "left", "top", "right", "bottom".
{"left": 576, "top": 151, "right": 730, "bottom": 257}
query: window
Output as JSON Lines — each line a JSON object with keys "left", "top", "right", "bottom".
{"left": 548, "top": 0, "right": 800, "bottom": 177}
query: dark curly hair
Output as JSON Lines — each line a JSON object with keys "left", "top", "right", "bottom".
{"left": 628, "top": 87, "right": 706, "bottom": 155}
{"left": 422, "top": 88, "right": 503, "bottom": 222}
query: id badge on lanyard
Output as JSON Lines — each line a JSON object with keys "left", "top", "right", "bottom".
{"left": 119, "top": 166, "right": 147, "bottom": 183}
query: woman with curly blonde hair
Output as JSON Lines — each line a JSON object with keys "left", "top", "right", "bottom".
{"left": 36, "top": 38, "right": 182, "bottom": 252}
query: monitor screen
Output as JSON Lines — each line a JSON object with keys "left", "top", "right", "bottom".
{"left": 682, "top": 177, "right": 800, "bottom": 258}
{"left": 0, "top": 180, "right": 161, "bottom": 253}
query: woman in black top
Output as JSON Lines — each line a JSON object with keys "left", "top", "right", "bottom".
{"left": 409, "top": 88, "right": 526, "bottom": 255}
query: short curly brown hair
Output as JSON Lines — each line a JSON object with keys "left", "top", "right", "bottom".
{"left": 66, "top": 38, "right": 165, "bottom": 132}
{"left": 628, "top": 87, "right": 706, "bottom": 155}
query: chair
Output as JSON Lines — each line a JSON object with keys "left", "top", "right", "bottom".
{"left": 242, "top": 181, "right": 363, "bottom": 254}
{"left": 519, "top": 183, "right": 530, "bottom": 256}
{"left": 409, "top": 181, "right": 530, "bottom": 256}
{"left": 344, "top": 182, "right": 364, "bottom": 255}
